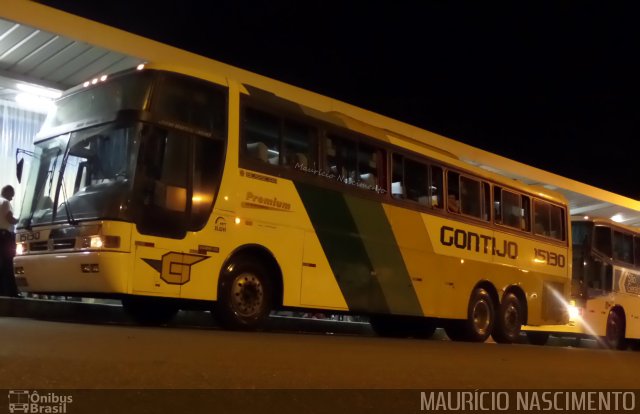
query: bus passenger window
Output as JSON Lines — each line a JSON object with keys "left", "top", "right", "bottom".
{"left": 429, "top": 165, "right": 443, "bottom": 209}
{"left": 404, "top": 158, "right": 428, "bottom": 205}
{"left": 501, "top": 189, "right": 522, "bottom": 229}
{"left": 447, "top": 171, "right": 460, "bottom": 213}
{"left": 447, "top": 194, "right": 460, "bottom": 213}
{"left": 548, "top": 204, "right": 565, "bottom": 240}
{"left": 493, "top": 187, "right": 503, "bottom": 223}
{"left": 533, "top": 200, "right": 550, "bottom": 237}
{"left": 594, "top": 226, "right": 612, "bottom": 257}
{"left": 283, "top": 121, "right": 317, "bottom": 170}
{"left": 357, "top": 143, "right": 380, "bottom": 190}
{"left": 613, "top": 231, "right": 633, "bottom": 264}
{"left": 460, "top": 176, "right": 481, "bottom": 218}
{"left": 243, "top": 108, "right": 280, "bottom": 164}
{"left": 325, "top": 135, "right": 356, "bottom": 184}
{"left": 482, "top": 182, "right": 490, "bottom": 221}
{"left": 391, "top": 153, "right": 405, "bottom": 199}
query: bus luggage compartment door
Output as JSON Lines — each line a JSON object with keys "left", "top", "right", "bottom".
{"left": 132, "top": 244, "right": 181, "bottom": 297}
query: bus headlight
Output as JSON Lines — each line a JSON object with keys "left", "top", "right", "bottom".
{"left": 80, "top": 235, "right": 120, "bottom": 249}
{"left": 15, "top": 242, "right": 26, "bottom": 255}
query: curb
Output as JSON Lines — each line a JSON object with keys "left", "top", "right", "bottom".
{"left": 0, "top": 297, "right": 374, "bottom": 335}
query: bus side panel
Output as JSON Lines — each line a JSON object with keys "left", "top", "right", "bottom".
{"left": 300, "top": 231, "right": 349, "bottom": 310}
{"left": 295, "top": 183, "right": 389, "bottom": 314}
{"left": 297, "top": 183, "right": 434, "bottom": 316}
{"left": 382, "top": 204, "right": 439, "bottom": 317}
{"left": 421, "top": 215, "right": 569, "bottom": 324}
{"left": 345, "top": 196, "right": 423, "bottom": 316}
{"left": 615, "top": 269, "right": 640, "bottom": 340}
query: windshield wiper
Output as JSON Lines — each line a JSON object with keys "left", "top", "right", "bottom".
{"left": 53, "top": 143, "right": 78, "bottom": 225}
{"left": 55, "top": 151, "right": 78, "bottom": 226}
{"left": 59, "top": 174, "right": 78, "bottom": 226}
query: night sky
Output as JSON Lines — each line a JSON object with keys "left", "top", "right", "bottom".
{"left": 39, "top": 1, "right": 640, "bottom": 199}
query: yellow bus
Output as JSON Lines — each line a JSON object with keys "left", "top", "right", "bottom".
{"left": 525, "top": 216, "right": 640, "bottom": 350}
{"left": 13, "top": 64, "right": 570, "bottom": 343}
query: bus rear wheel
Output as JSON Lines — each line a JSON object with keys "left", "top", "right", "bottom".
{"left": 369, "top": 315, "right": 436, "bottom": 339}
{"left": 214, "top": 258, "right": 273, "bottom": 330}
{"left": 605, "top": 309, "right": 627, "bottom": 350}
{"left": 491, "top": 292, "right": 523, "bottom": 344}
{"left": 122, "top": 296, "right": 179, "bottom": 326}
{"left": 444, "top": 287, "right": 495, "bottom": 342}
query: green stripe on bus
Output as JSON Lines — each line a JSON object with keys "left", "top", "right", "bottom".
{"left": 295, "top": 183, "right": 389, "bottom": 313}
{"left": 344, "top": 195, "right": 423, "bottom": 316}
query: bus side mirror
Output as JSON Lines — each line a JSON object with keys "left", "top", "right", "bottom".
{"left": 16, "top": 158, "right": 24, "bottom": 183}
{"left": 15, "top": 148, "right": 38, "bottom": 184}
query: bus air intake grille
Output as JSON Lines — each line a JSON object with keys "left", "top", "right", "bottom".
{"left": 29, "top": 241, "right": 49, "bottom": 251}
{"left": 52, "top": 239, "right": 76, "bottom": 250}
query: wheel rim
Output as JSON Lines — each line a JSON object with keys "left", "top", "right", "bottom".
{"left": 472, "top": 299, "right": 491, "bottom": 335}
{"left": 503, "top": 301, "right": 520, "bottom": 334}
{"left": 230, "top": 272, "right": 264, "bottom": 317}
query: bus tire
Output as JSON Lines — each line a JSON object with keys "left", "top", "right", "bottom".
{"left": 526, "top": 331, "right": 549, "bottom": 346}
{"left": 369, "top": 315, "right": 436, "bottom": 339}
{"left": 605, "top": 309, "right": 627, "bottom": 350}
{"left": 122, "top": 296, "right": 179, "bottom": 326}
{"left": 444, "top": 287, "right": 495, "bottom": 342}
{"left": 492, "top": 292, "right": 523, "bottom": 344}
{"left": 215, "top": 257, "right": 273, "bottom": 330}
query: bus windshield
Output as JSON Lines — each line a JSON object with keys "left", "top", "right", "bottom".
{"left": 19, "top": 121, "right": 226, "bottom": 238}
{"left": 20, "top": 122, "right": 140, "bottom": 227}
{"left": 19, "top": 69, "right": 228, "bottom": 237}
{"left": 571, "top": 220, "right": 593, "bottom": 249}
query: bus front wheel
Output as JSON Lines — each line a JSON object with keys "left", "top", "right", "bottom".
{"left": 214, "top": 257, "right": 273, "bottom": 330}
{"left": 605, "top": 309, "right": 627, "bottom": 350}
{"left": 492, "top": 292, "right": 523, "bottom": 344}
{"left": 444, "top": 287, "right": 495, "bottom": 342}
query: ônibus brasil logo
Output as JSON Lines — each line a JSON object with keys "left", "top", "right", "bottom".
{"left": 8, "top": 390, "right": 73, "bottom": 413}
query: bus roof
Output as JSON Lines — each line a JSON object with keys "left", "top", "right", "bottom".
{"left": 2, "top": 1, "right": 639, "bottom": 224}
{"left": 572, "top": 215, "right": 640, "bottom": 235}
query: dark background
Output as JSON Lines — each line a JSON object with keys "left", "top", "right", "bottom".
{"left": 39, "top": 1, "right": 640, "bottom": 199}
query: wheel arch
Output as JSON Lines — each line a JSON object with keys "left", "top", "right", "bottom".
{"left": 610, "top": 305, "right": 627, "bottom": 331}
{"left": 220, "top": 244, "right": 284, "bottom": 308}
{"left": 473, "top": 280, "right": 500, "bottom": 311}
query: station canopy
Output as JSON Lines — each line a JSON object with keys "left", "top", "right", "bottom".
{"left": 2, "top": 2, "right": 640, "bottom": 227}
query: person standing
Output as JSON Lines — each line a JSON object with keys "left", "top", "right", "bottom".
{"left": 0, "top": 185, "right": 19, "bottom": 297}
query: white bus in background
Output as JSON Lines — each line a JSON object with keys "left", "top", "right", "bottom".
{"left": 526, "top": 216, "right": 640, "bottom": 350}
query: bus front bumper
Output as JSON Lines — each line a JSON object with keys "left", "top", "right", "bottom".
{"left": 14, "top": 251, "right": 129, "bottom": 295}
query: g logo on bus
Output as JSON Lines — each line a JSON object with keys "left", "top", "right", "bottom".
{"left": 142, "top": 252, "right": 209, "bottom": 285}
